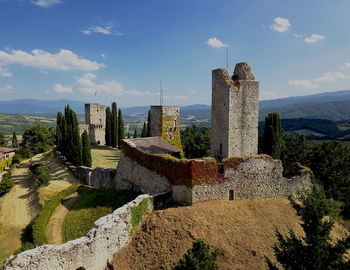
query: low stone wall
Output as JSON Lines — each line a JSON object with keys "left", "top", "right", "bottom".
{"left": 192, "top": 157, "right": 311, "bottom": 203}
{"left": 56, "top": 151, "right": 115, "bottom": 189}
{"left": 115, "top": 143, "right": 312, "bottom": 205}
{"left": 2, "top": 194, "right": 153, "bottom": 270}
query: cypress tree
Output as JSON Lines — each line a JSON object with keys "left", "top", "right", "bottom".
{"left": 11, "top": 131, "right": 18, "bottom": 148}
{"left": 141, "top": 122, "right": 147, "bottom": 138}
{"left": 127, "top": 131, "right": 131, "bottom": 139}
{"left": 111, "top": 102, "right": 118, "bottom": 148}
{"left": 262, "top": 112, "right": 284, "bottom": 159}
{"left": 105, "top": 107, "right": 112, "bottom": 146}
{"left": 146, "top": 110, "right": 151, "bottom": 137}
{"left": 117, "top": 109, "right": 125, "bottom": 148}
{"left": 133, "top": 129, "right": 138, "bottom": 138}
{"left": 64, "top": 106, "right": 82, "bottom": 166}
{"left": 81, "top": 130, "right": 92, "bottom": 167}
{"left": 56, "top": 112, "right": 64, "bottom": 152}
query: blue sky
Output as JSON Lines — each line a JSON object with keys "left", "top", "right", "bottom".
{"left": 1, "top": 0, "right": 350, "bottom": 106}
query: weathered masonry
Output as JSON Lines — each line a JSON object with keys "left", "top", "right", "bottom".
{"left": 149, "top": 105, "right": 181, "bottom": 149}
{"left": 83, "top": 103, "right": 106, "bottom": 145}
{"left": 211, "top": 62, "right": 259, "bottom": 160}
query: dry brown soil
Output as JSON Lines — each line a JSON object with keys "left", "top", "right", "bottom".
{"left": 113, "top": 198, "right": 349, "bottom": 270}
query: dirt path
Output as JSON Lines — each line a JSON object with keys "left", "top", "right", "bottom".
{"left": 46, "top": 193, "right": 79, "bottom": 244}
{"left": 0, "top": 155, "right": 42, "bottom": 265}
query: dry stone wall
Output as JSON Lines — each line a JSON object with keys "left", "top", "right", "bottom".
{"left": 2, "top": 195, "right": 153, "bottom": 270}
{"left": 56, "top": 151, "right": 115, "bottom": 189}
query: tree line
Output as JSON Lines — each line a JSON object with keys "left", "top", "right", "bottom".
{"left": 56, "top": 105, "right": 91, "bottom": 167}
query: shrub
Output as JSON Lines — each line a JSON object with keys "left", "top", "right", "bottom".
{"left": 130, "top": 197, "right": 152, "bottom": 234}
{"left": 31, "top": 184, "right": 79, "bottom": 246}
{"left": 173, "top": 239, "right": 219, "bottom": 270}
{"left": 0, "top": 172, "right": 14, "bottom": 196}
{"left": 30, "top": 164, "right": 51, "bottom": 186}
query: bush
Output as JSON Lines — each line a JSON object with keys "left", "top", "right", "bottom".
{"left": 12, "top": 154, "right": 22, "bottom": 165}
{"left": 30, "top": 164, "right": 51, "bottom": 186}
{"left": 0, "top": 172, "right": 14, "bottom": 196}
{"left": 173, "top": 239, "right": 219, "bottom": 270}
{"left": 31, "top": 184, "right": 79, "bottom": 246}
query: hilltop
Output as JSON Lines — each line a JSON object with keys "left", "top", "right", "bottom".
{"left": 112, "top": 199, "right": 349, "bottom": 270}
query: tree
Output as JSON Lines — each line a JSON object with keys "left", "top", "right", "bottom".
{"left": 56, "top": 112, "right": 66, "bottom": 153}
{"left": 111, "top": 102, "right": 118, "bottom": 148}
{"left": 11, "top": 131, "right": 18, "bottom": 148}
{"left": 0, "top": 132, "right": 6, "bottom": 147}
{"left": 174, "top": 239, "right": 219, "bottom": 270}
{"left": 263, "top": 112, "right": 284, "bottom": 159}
{"left": 118, "top": 109, "right": 125, "bottom": 148}
{"left": 133, "top": 129, "right": 138, "bottom": 138}
{"left": 21, "top": 124, "right": 55, "bottom": 156}
{"left": 307, "top": 141, "right": 350, "bottom": 219}
{"left": 181, "top": 125, "right": 211, "bottom": 158}
{"left": 141, "top": 122, "right": 147, "bottom": 138}
{"left": 146, "top": 110, "right": 151, "bottom": 137}
{"left": 266, "top": 185, "right": 350, "bottom": 270}
{"left": 64, "top": 106, "right": 82, "bottom": 166}
{"left": 81, "top": 130, "right": 92, "bottom": 167}
{"left": 105, "top": 107, "right": 112, "bottom": 146}
{"left": 127, "top": 131, "right": 131, "bottom": 138}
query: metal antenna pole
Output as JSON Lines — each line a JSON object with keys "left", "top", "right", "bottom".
{"left": 160, "top": 80, "right": 163, "bottom": 105}
{"left": 226, "top": 47, "right": 229, "bottom": 70}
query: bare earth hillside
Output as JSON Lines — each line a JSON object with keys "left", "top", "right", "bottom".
{"left": 113, "top": 199, "right": 349, "bottom": 270}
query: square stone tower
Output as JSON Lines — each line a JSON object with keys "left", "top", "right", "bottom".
{"left": 210, "top": 62, "right": 259, "bottom": 160}
{"left": 85, "top": 103, "right": 106, "bottom": 145}
{"left": 150, "top": 105, "right": 182, "bottom": 149}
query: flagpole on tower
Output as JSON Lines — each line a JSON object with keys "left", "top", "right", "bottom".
{"left": 160, "top": 80, "right": 164, "bottom": 106}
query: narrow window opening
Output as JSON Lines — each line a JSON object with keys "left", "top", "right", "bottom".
{"left": 229, "top": 190, "right": 234, "bottom": 200}
{"left": 219, "top": 143, "right": 223, "bottom": 155}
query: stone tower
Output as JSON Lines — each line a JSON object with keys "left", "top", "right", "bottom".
{"left": 149, "top": 105, "right": 182, "bottom": 149}
{"left": 210, "top": 62, "right": 259, "bottom": 160}
{"left": 85, "top": 103, "right": 106, "bottom": 145}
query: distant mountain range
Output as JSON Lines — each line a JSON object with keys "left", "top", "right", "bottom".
{"left": 2, "top": 90, "right": 350, "bottom": 122}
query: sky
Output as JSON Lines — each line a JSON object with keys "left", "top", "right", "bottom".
{"left": 0, "top": 0, "right": 350, "bottom": 107}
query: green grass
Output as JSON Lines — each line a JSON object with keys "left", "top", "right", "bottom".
{"left": 130, "top": 197, "right": 152, "bottom": 235}
{"left": 63, "top": 189, "right": 138, "bottom": 242}
{"left": 91, "top": 146, "right": 121, "bottom": 168}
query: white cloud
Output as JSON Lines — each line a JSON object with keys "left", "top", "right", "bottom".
{"left": 52, "top": 83, "right": 73, "bottom": 94}
{"left": 270, "top": 17, "right": 291, "bottom": 32}
{"left": 32, "top": 0, "right": 61, "bottom": 7}
{"left": 0, "top": 49, "right": 104, "bottom": 71}
{"left": 288, "top": 79, "right": 317, "bottom": 88}
{"left": 82, "top": 25, "right": 122, "bottom": 36}
{"left": 314, "top": 72, "right": 350, "bottom": 83}
{"left": 293, "top": 33, "right": 303, "bottom": 38}
{"left": 0, "top": 84, "right": 15, "bottom": 94}
{"left": 259, "top": 90, "right": 287, "bottom": 100}
{"left": 101, "top": 54, "right": 106, "bottom": 58}
{"left": 206, "top": 37, "right": 227, "bottom": 48}
{"left": 304, "top": 34, "right": 326, "bottom": 44}
{"left": 125, "top": 90, "right": 153, "bottom": 96}
{"left": 0, "top": 66, "right": 12, "bottom": 77}
{"left": 342, "top": 62, "right": 350, "bottom": 68}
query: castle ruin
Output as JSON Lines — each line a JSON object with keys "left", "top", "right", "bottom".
{"left": 82, "top": 103, "right": 106, "bottom": 145}
{"left": 149, "top": 105, "right": 181, "bottom": 149}
{"left": 211, "top": 62, "right": 259, "bottom": 160}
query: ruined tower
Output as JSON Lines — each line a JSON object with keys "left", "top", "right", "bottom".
{"left": 210, "top": 62, "right": 259, "bottom": 160}
{"left": 85, "top": 103, "right": 106, "bottom": 145}
{"left": 149, "top": 105, "right": 182, "bottom": 149}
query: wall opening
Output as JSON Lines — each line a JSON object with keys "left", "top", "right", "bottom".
{"left": 97, "top": 140, "right": 100, "bottom": 145}
{"left": 219, "top": 143, "right": 223, "bottom": 155}
{"left": 229, "top": 190, "right": 234, "bottom": 200}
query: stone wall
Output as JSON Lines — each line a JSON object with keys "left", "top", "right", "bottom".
{"left": 2, "top": 195, "right": 153, "bottom": 270}
{"left": 150, "top": 105, "right": 181, "bottom": 149}
{"left": 115, "top": 140, "right": 312, "bottom": 205}
{"left": 211, "top": 63, "right": 259, "bottom": 160}
{"left": 85, "top": 103, "right": 106, "bottom": 145}
{"left": 56, "top": 152, "right": 115, "bottom": 189}
{"left": 192, "top": 157, "right": 311, "bottom": 204}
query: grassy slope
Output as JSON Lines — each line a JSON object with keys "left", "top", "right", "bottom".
{"left": 63, "top": 189, "right": 138, "bottom": 242}
{"left": 113, "top": 199, "right": 350, "bottom": 270}
{"left": 91, "top": 146, "right": 121, "bottom": 169}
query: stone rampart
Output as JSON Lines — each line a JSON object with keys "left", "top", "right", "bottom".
{"left": 56, "top": 151, "right": 115, "bottom": 189}
{"left": 2, "top": 194, "right": 153, "bottom": 270}
{"left": 116, "top": 140, "right": 312, "bottom": 205}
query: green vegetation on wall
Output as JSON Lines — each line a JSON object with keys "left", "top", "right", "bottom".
{"left": 130, "top": 197, "right": 152, "bottom": 235}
